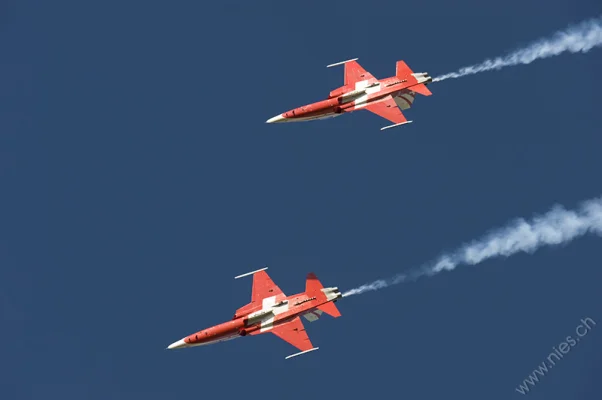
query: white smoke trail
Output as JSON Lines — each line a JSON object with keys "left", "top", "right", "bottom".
{"left": 432, "top": 16, "right": 602, "bottom": 82}
{"left": 342, "top": 197, "right": 602, "bottom": 297}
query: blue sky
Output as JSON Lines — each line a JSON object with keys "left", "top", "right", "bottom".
{"left": 2, "top": 1, "right": 601, "bottom": 399}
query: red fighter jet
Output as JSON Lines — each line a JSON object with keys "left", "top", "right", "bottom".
{"left": 266, "top": 58, "right": 433, "bottom": 130}
{"left": 166, "top": 267, "right": 343, "bottom": 359}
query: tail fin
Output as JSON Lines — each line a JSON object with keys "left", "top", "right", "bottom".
{"left": 305, "top": 273, "right": 342, "bottom": 318}
{"left": 396, "top": 60, "right": 433, "bottom": 96}
{"left": 305, "top": 272, "right": 324, "bottom": 293}
{"left": 396, "top": 60, "right": 414, "bottom": 78}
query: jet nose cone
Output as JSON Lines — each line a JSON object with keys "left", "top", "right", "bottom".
{"left": 266, "top": 114, "right": 286, "bottom": 123}
{"left": 167, "top": 339, "right": 187, "bottom": 350}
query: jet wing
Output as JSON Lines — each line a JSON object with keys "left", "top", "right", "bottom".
{"left": 345, "top": 60, "right": 376, "bottom": 86}
{"left": 363, "top": 95, "right": 408, "bottom": 125}
{"left": 250, "top": 270, "right": 285, "bottom": 303}
{"left": 270, "top": 316, "right": 314, "bottom": 352}
{"left": 234, "top": 269, "right": 286, "bottom": 318}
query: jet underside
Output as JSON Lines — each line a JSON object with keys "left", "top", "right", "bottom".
{"left": 167, "top": 268, "right": 343, "bottom": 359}
{"left": 266, "top": 59, "right": 433, "bottom": 129}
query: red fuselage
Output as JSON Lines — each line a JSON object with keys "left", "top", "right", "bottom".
{"left": 168, "top": 287, "right": 341, "bottom": 349}
{"left": 267, "top": 75, "right": 427, "bottom": 123}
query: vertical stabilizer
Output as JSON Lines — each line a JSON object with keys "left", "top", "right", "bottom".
{"left": 396, "top": 60, "right": 414, "bottom": 78}
{"left": 305, "top": 272, "right": 323, "bottom": 293}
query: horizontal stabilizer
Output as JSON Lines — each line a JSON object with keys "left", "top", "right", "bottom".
{"left": 410, "top": 83, "right": 432, "bottom": 96}
{"left": 318, "top": 301, "right": 341, "bottom": 318}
